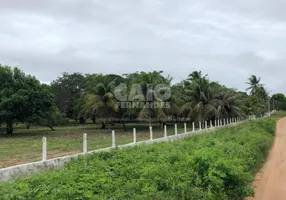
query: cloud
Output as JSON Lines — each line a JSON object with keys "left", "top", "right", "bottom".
{"left": 0, "top": 0, "right": 286, "bottom": 94}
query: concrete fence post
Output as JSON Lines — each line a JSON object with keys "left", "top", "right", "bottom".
{"left": 83, "top": 133, "right": 87, "bottom": 154}
{"left": 205, "top": 121, "right": 208, "bottom": 129}
{"left": 42, "top": 137, "right": 47, "bottom": 162}
{"left": 164, "top": 125, "right": 167, "bottom": 137}
{"left": 217, "top": 119, "right": 220, "bottom": 127}
{"left": 192, "top": 122, "right": 195, "bottom": 132}
{"left": 150, "top": 126, "right": 153, "bottom": 140}
{"left": 210, "top": 120, "right": 213, "bottom": 128}
{"left": 184, "top": 123, "right": 187, "bottom": 133}
{"left": 112, "top": 130, "right": 116, "bottom": 148}
{"left": 224, "top": 118, "right": 226, "bottom": 126}
{"left": 133, "top": 128, "right": 136, "bottom": 143}
{"left": 199, "top": 122, "right": 202, "bottom": 131}
{"left": 215, "top": 120, "right": 217, "bottom": 127}
{"left": 175, "top": 124, "right": 178, "bottom": 135}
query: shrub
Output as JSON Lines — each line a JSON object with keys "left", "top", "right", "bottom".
{"left": 0, "top": 119, "right": 275, "bottom": 200}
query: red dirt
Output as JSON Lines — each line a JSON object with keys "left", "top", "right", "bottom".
{"left": 247, "top": 118, "right": 286, "bottom": 200}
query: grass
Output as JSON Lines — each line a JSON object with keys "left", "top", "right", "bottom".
{"left": 0, "top": 122, "right": 188, "bottom": 168}
{"left": 1, "top": 111, "right": 285, "bottom": 168}
{"left": 0, "top": 114, "right": 283, "bottom": 199}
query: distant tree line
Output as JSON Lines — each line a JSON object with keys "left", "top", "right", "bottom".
{"left": 0, "top": 64, "right": 284, "bottom": 135}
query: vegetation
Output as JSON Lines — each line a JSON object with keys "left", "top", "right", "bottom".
{"left": 0, "top": 122, "right": 187, "bottom": 168}
{"left": 0, "top": 117, "right": 278, "bottom": 199}
{"left": 0, "top": 66, "right": 54, "bottom": 134}
{"left": 1, "top": 64, "right": 281, "bottom": 135}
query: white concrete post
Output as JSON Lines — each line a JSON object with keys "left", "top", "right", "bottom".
{"left": 175, "top": 124, "right": 178, "bottom": 135}
{"left": 42, "top": 137, "right": 47, "bottom": 161}
{"left": 164, "top": 125, "right": 167, "bottom": 137}
{"left": 133, "top": 128, "right": 136, "bottom": 143}
{"left": 224, "top": 119, "right": 226, "bottom": 126}
{"left": 215, "top": 120, "right": 217, "bottom": 127}
{"left": 192, "top": 122, "right": 195, "bottom": 132}
{"left": 217, "top": 119, "right": 220, "bottom": 127}
{"left": 184, "top": 123, "right": 187, "bottom": 133}
{"left": 199, "top": 122, "right": 202, "bottom": 131}
{"left": 83, "top": 133, "right": 87, "bottom": 154}
{"left": 150, "top": 126, "right": 153, "bottom": 140}
{"left": 112, "top": 130, "right": 116, "bottom": 148}
{"left": 210, "top": 120, "right": 213, "bottom": 128}
{"left": 205, "top": 121, "right": 208, "bottom": 129}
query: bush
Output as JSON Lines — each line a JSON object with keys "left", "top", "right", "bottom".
{"left": 0, "top": 119, "right": 276, "bottom": 200}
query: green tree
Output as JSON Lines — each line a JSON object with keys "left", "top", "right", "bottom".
{"left": 124, "top": 71, "right": 172, "bottom": 125}
{"left": 51, "top": 72, "right": 86, "bottom": 120}
{"left": 271, "top": 93, "right": 286, "bottom": 110}
{"left": 246, "top": 75, "right": 264, "bottom": 96}
{"left": 0, "top": 65, "right": 54, "bottom": 134}
{"left": 80, "top": 74, "right": 119, "bottom": 129}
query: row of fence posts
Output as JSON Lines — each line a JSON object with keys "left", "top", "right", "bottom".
{"left": 41, "top": 117, "right": 243, "bottom": 162}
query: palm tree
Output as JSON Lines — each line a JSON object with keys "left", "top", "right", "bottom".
{"left": 183, "top": 76, "right": 219, "bottom": 122}
{"left": 215, "top": 91, "right": 243, "bottom": 119}
{"left": 80, "top": 75, "right": 119, "bottom": 129}
{"left": 246, "top": 75, "right": 264, "bottom": 96}
{"left": 188, "top": 71, "right": 208, "bottom": 82}
{"left": 124, "top": 71, "right": 172, "bottom": 125}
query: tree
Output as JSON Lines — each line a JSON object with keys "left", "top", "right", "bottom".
{"left": 80, "top": 74, "right": 119, "bottom": 129}
{"left": 0, "top": 65, "right": 54, "bottom": 134}
{"left": 38, "top": 106, "right": 68, "bottom": 131}
{"left": 183, "top": 72, "right": 219, "bottom": 122}
{"left": 51, "top": 72, "right": 86, "bottom": 120}
{"left": 124, "top": 71, "right": 172, "bottom": 125}
{"left": 246, "top": 75, "right": 264, "bottom": 96}
{"left": 271, "top": 93, "right": 286, "bottom": 110}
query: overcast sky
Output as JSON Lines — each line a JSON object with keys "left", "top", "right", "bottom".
{"left": 1, "top": 0, "right": 286, "bottom": 94}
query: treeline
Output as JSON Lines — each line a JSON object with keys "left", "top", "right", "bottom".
{"left": 0, "top": 64, "right": 285, "bottom": 134}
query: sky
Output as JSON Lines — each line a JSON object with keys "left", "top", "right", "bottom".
{"left": 1, "top": 0, "right": 286, "bottom": 94}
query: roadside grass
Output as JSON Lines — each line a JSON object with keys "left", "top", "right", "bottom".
{"left": 0, "top": 115, "right": 282, "bottom": 199}
{"left": 1, "top": 111, "right": 285, "bottom": 168}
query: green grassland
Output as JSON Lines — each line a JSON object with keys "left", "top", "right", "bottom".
{"left": 0, "top": 112, "right": 284, "bottom": 199}
{"left": 0, "top": 122, "right": 187, "bottom": 168}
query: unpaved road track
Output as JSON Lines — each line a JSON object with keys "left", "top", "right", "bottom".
{"left": 247, "top": 118, "right": 286, "bottom": 200}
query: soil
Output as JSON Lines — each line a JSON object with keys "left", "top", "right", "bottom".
{"left": 247, "top": 118, "right": 286, "bottom": 200}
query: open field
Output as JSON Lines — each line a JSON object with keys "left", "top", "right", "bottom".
{"left": 0, "top": 113, "right": 284, "bottom": 199}
{"left": 0, "top": 122, "right": 188, "bottom": 168}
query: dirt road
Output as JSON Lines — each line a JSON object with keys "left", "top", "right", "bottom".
{"left": 248, "top": 118, "right": 286, "bottom": 200}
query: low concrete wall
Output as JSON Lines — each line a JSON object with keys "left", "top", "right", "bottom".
{"left": 0, "top": 121, "right": 246, "bottom": 182}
